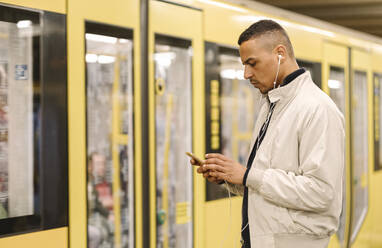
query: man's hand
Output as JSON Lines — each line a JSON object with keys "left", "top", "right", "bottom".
{"left": 190, "top": 158, "right": 222, "bottom": 184}
{"left": 201, "top": 153, "right": 247, "bottom": 185}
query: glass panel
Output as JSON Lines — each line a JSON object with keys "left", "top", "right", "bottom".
{"left": 0, "top": 13, "right": 38, "bottom": 220}
{"left": 220, "top": 54, "right": 259, "bottom": 165}
{"left": 86, "top": 28, "right": 134, "bottom": 248}
{"left": 351, "top": 70, "right": 368, "bottom": 243}
{"left": 328, "top": 66, "right": 346, "bottom": 243}
{"left": 206, "top": 53, "right": 260, "bottom": 201}
{"left": 375, "top": 74, "right": 382, "bottom": 171}
{"left": 329, "top": 67, "right": 346, "bottom": 113}
{"left": 155, "top": 42, "right": 193, "bottom": 248}
{"left": 296, "top": 59, "right": 321, "bottom": 87}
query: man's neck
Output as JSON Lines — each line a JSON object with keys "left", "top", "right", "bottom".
{"left": 278, "top": 61, "right": 299, "bottom": 85}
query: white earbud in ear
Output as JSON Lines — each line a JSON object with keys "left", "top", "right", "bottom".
{"left": 274, "top": 54, "right": 282, "bottom": 89}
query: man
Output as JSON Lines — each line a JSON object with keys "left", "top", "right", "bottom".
{"left": 191, "top": 20, "right": 344, "bottom": 248}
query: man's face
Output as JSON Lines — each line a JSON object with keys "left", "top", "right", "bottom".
{"left": 239, "top": 38, "right": 278, "bottom": 94}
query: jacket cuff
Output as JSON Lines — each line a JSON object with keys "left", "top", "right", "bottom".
{"left": 245, "top": 168, "right": 265, "bottom": 191}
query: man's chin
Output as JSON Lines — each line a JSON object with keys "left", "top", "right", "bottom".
{"left": 258, "top": 88, "right": 268, "bottom": 94}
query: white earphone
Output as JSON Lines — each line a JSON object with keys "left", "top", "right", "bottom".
{"left": 273, "top": 54, "right": 282, "bottom": 89}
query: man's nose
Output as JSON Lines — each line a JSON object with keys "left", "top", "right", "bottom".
{"left": 244, "top": 66, "right": 252, "bottom": 79}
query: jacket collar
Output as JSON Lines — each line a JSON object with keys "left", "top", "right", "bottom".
{"left": 267, "top": 69, "right": 308, "bottom": 104}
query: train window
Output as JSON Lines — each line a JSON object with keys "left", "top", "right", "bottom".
{"left": 296, "top": 59, "right": 321, "bottom": 88}
{"left": 0, "top": 8, "right": 37, "bottom": 222}
{"left": 85, "top": 22, "right": 135, "bottom": 247}
{"left": 205, "top": 43, "right": 260, "bottom": 201}
{"left": 154, "top": 35, "right": 193, "bottom": 248}
{"left": 351, "top": 70, "right": 369, "bottom": 243}
{"left": 374, "top": 73, "right": 382, "bottom": 171}
{"left": 0, "top": 5, "right": 67, "bottom": 236}
{"left": 328, "top": 67, "right": 346, "bottom": 113}
{"left": 327, "top": 66, "right": 346, "bottom": 243}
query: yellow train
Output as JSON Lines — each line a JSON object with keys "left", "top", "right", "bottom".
{"left": 0, "top": 0, "right": 381, "bottom": 247}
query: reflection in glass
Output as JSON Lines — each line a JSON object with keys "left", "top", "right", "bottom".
{"left": 86, "top": 32, "right": 134, "bottom": 248}
{"left": 329, "top": 67, "right": 346, "bottom": 114}
{"left": 0, "top": 20, "right": 36, "bottom": 220}
{"left": 351, "top": 71, "right": 368, "bottom": 243}
{"left": 220, "top": 54, "right": 259, "bottom": 166}
{"left": 155, "top": 43, "right": 193, "bottom": 248}
{"left": 206, "top": 53, "right": 260, "bottom": 201}
{"left": 328, "top": 66, "right": 346, "bottom": 243}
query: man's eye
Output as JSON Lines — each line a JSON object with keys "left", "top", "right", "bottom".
{"left": 249, "top": 62, "right": 256, "bottom": 67}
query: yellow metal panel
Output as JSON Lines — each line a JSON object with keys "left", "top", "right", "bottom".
{"left": 150, "top": 0, "right": 201, "bottom": 38}
{"left": 202, "top": 4, "right": 250, "bottom": 46}
{"left": 352, "top": 49, "right": 371, "bottom": 72}
{"left": 0, "top": 227, "right": 68, "bottom": 248}
{"left": 149, "top": 1, "right": 204, "bottom": 247}
{"left": 192, "top": 26, "right": 206, "bottom": 248}
{"left": 290, "top": 28, "right": 322, "bottom": 63}
{"left": 68, "top": 0, "right": 139, "bottom": 27}
{"left": 67, "top": 11, "right": 87, "bottom": 248}
{"left": 148, "top": 21, "right": 156, "bottom": 248}
{"left": 372, "top": 51, "right": 382, "bottom": 74}
{"left": 0, "top": 0, "right": 65, "bottom": 13}
{"left": 205, "top": 197, "right": 242, "bottom": 248}
{"left": 67, "top": 0, "right": 141, "bottom": 247}
{"left": 133, "top": 22, "right": 143, "bottom": 248}
{"left": 324, "top": 42, "right": 348, "bottom": 68}
{"left": 200, "top": 0, "right": 323, "bottom": 62}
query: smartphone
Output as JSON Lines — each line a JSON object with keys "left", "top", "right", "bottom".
{"left": 185, "top": 152, "right": 204, "bottom": 165}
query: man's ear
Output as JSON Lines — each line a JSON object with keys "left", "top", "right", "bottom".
{"left": 274, "top": 44, "right": 287, "bottom": 61}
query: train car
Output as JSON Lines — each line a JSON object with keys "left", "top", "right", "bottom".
{"left": 0, "top": 0, "right": 382, "bottom": 248}
{"left": 147, "top": 1, "right": 382, "bottom": 248}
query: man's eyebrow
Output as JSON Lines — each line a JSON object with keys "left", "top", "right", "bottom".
{"left": 243, "top": 57, "right": 257, "bottom": 65}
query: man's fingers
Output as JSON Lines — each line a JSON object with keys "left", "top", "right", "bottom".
{"left": 209, "top": 171, "right": 226, "bottom": 181}
{"left": 205, "top": 157, "right": 225, "bottom": 165}
{"left": 205, "top": 153, "right": 230, "bottom": 161}
{"left": 203, "top": 163, "right": 225, "bottom": 172}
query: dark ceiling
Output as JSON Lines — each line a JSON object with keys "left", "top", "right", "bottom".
{"left": 253, "top": 0, "right": 382, "bottom": 38}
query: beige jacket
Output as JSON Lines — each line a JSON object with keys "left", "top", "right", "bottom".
{"left": 226, "top": 71, "right": 345, "bottom": 248}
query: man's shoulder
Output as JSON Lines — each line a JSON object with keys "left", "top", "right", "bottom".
{"left": 298, "top": 79, "right": 338, "bottom": 109}
{"left": 295, "top": 79, "right": 344, "bottom": 123}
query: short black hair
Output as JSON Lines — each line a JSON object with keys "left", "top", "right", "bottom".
{"left": 238, "top": 19, "right": 294, "bottom": 58}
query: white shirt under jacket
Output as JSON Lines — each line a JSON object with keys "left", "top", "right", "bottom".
{"left": 225, "top": 71, "right": 345, "bottom": 248}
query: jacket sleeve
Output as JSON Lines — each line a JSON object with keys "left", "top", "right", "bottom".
{"left": 245, "top": 105, "right": 345, "bottom": 212}
{"left": 222, "top": 181, "right": 244, "bottom": 196}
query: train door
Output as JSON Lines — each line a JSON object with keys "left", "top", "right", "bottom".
{"left": 148, "top": 1, "right": 203, "bottom": 247}
{"left": 0, "top": 1, "right": 68, "bottom": 247}
{"left": 371, "top": 51, "right": 382, "bottom": 248}
{"left": 67, "top": 0, "right": 142, "bottom": 247}
{"left": 349, "top": 49, "right": 373, "bottom": 247}
{"left": 323, "top": 42, "right": 350, "bottom": 248}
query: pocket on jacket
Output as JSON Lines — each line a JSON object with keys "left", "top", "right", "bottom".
{"left": 265, "top": 201, "right": 299, "bottom": 234}
{"left": 275, "top": 206, "right": 299, "bottom": 233}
